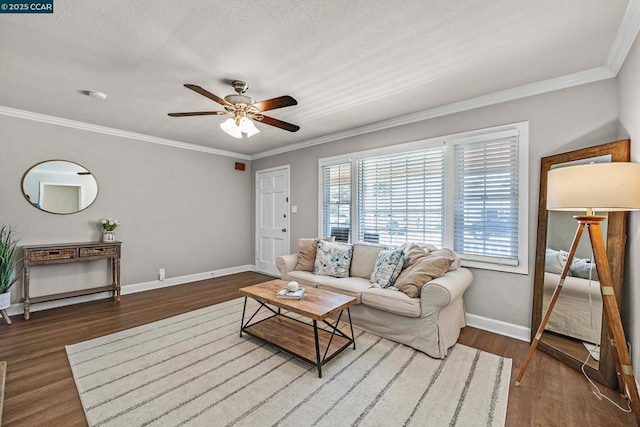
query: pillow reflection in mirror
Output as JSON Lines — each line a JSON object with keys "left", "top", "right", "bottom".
{"left": 545, "top": 247, "right": 569, "bottom": 274}
{"left": 570, "top": 258, "right": 599, "bottom": 281}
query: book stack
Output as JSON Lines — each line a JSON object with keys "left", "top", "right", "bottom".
{"left": 276, "top": 287, "right": 306, "bottom": 300}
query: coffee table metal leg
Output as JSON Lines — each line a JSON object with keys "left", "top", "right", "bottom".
{"left": 313, "top": 320, "right": 322, "bottom": 378}
{"left": 240, "top": 297, "right": 248, "bottom": 337}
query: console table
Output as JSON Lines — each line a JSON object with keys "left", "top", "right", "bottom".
{"left": 22, "top": 241, "right": 121, "bottom": 320}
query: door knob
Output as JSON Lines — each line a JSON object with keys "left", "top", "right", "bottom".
{"left": 282, "top": 228, "right": 287, "bottom": 232}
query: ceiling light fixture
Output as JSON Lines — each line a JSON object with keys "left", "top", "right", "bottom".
{"left": 219, "top": 113, "right": 261, "bottom": 139}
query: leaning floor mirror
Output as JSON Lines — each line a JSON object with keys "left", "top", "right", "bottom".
{"left": 532, "top": 139, "right": 630, "bottom": 388}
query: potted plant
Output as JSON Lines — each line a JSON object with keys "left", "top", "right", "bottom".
{"left": 100, "top": 218, "right": 120, "bottom": 242}
{"left": 0, "top": 225, "right": 20, "bottom": 314}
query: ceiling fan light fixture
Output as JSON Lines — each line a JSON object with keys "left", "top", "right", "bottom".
{"left": 220, "top": 117, "right": 243, "bottom": 139}
{"left": 220, "top": 115, "right": 260, "bottom": 139}
{"left": 239, "top": 116, "right": 260, "bottom": 137}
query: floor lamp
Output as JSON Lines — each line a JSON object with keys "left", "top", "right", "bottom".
{"left": 515, "top": 162, "right": 640, "bottom": 425}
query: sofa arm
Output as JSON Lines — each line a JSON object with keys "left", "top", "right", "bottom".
{"left": 276, "top": 253, "right": 299, "bottom": 278}
{"left": 420, "top": 267, "right": 473, "bottom": 310}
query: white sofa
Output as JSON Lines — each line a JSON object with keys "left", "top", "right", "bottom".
{"left": 276, "top": 242, "right": 473, "bottom": 358}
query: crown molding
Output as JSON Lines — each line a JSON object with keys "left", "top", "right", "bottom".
{"left": 250, "top": 66, "right": 615, "bottom": 160}
{"left": 0, "top": 106, "right": 252, "bottom": 160}
{"left": 606, "top": 0, "right": 640, "bottom": 74}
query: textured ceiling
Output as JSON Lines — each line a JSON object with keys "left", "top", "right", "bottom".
{"left": 0, "top": 0, "right": 633, "bottom": 156}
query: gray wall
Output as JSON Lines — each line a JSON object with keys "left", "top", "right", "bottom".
{"left": 252, "top": 78, "right": 620, "bottom": 328}
{"left": 0, "top": 115, "right": 253, "bottom": 303}
{"left": 618, "top": 33, "right": 640, "bottom": 382}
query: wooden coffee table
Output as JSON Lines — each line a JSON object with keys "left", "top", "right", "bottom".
{"left": 239, "top": 279, "right": 357, "bottom": 378}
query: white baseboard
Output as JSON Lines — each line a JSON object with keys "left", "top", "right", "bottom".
{"left": 466, "top": 313, "right": 531, "bottom": 342}
{"left": 122, "top": 264, "right": 255, "bottom": 295}
{"left": 4, "top": 264, "right": 256, "bottom": 317}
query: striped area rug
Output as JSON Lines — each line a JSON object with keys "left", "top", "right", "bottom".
{"left": 66, "top": 298, "right": 511, "bottom": 427}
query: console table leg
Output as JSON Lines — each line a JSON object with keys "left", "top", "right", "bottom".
{"left": 0, "top": 310, "right": 10, "bottom": 325}
{"left": 113, "top": 257, "right": 121, "bottom": 302}
{"left": 23, "top": 266, "right": 30, "bottom": 320}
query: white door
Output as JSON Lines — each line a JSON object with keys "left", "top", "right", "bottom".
{"left": 256, "top": 166, "right": 290, "bottom": 275}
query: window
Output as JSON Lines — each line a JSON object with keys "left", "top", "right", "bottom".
{"left": 319, "top": 122, "right": 528, "bottom": 273}
{"left": 357, "top": 148, "right": 445, "bottom": 247}
{"left": 321, "top": 162, "right": 351, "bottom": 241}
{"left": 452, "top": 132, "right": 520, "bottom": 266}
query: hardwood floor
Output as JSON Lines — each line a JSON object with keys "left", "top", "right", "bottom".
{"left": 0, "top": 271, "right": 634, "bottom": 426}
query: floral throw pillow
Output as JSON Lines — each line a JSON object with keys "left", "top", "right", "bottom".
{"left": 313, "top": 240, "right": 353, "bottom": 278}
{"left": 370, "top": 249, "right": 405, "bottom": 288}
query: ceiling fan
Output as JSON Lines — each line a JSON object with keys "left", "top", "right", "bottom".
{"left": 168, "top": 81, "right": 299, "bottom": 138}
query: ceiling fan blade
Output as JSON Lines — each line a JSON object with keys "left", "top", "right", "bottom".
{"left": 254, "top": 114, "right": 300, "bottom": 132}
{"left": 168, "top": 111, "right": 227, "bottom": 117}
{"left": 184, "top": 84, "right": 232, "bottom": 107}
{"left": 252, "top": 95, "right": 297, "bottom": 112}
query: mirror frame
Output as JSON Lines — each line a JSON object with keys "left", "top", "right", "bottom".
{"left": 532, "top": 139, "right": 630, "bottom": 389}
{"left": 21, "top": 159, "right": 98, "bottom": 215}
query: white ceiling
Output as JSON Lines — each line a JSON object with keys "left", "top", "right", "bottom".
{"left": 1, "top": 1, "right": 638, "bottom": 159}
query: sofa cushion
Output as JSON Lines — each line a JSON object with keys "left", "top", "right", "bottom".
{"left": 394, "top": 256, "right": 453, "bottom": 297}
{"left": 315, "top": 276, "right": 373, "bottom": 303}
{"left": 361, "top": 287, "right": 421, "bottom": 318}
{"left": 350, "top": 242, "right": 387, "bottom": 278}
{"left": 294, "top": 237, "right": 335, "bottom": 272}
{"left": 370, "top": 249, "right": 404, "bottom": 288}
{"left": 314, "top": 240, "right": 353, "bottom": 278}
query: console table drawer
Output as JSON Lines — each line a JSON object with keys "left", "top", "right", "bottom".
{"left": 29, "top": 248, "right": 77, "bottom": 262}
{"left": 79, "top": 246, "right": 117, "bottom": 257}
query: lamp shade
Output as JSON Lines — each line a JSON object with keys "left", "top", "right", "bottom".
{"left": 220, "top": 117, "right": 242, "bottom": 139}
{"left": 547, "top": 162, "right": 640, "bottom": 212}
{"left": 220, "top": 116, "right": 260, "bottom": 138}
{"left": 238, "top": 117, "right": 260, "bottom": 137}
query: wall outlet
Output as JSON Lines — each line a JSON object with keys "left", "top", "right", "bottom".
{"left": 291, "top": 205, "right": 298, "bottom": 213}
{"left": 159, "top": 268, "right": 165, "bottom": 281}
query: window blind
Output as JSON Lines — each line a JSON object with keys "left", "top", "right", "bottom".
{"left": 357, "top": 147, "right": 445, "bottom": 247}
{"left": 322, "top": 162, "right": 352, "bottom": 240}
{"left": 453, "top": 136, "right": 519, "bottom": 264}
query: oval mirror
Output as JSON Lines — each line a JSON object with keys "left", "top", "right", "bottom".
{"left": 21, "top": 160, "right": 98, "bottom": 214}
